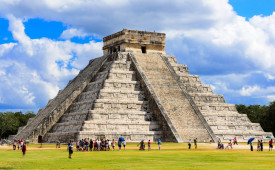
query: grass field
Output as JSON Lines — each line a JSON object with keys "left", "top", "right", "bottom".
{"left": 0, "top": 142, "right": 275, "bottom": 169}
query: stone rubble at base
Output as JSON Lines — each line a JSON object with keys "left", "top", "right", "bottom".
{"left": 12, "top": 29, "right": 273, "bottom": 143}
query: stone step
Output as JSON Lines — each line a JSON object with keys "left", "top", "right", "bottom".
{"left": 214, "top": 130, "right": 271, "bottom": 136}
{"left": 201, "top": 111, "right": 243, "bottom": 116}
{"left": 76, "top": 90, "right": 99, "bottom": 102}
{"left": 98, "top": 89, "right": 145, "bottom": 101}
{"left": 43, "top": 131, "right": 78, "bottom": 143}
{"left": 88, "top": 110, "right": 154, "bottom": 121}
{"left": 103, "top": 79, "right": 140, "bottom": 91}
{"left": 108, "top": 69, "right": 136, "bottom": 80}
{"left": 189, "top": 93, "right": 225, "bottom": 103}
{"left": 183, "top": 84, "right": 213, "bottom": 94}
{"left": 110, "top": 60, "right": 132, "bottom": 71}
{"left": 204, "top": 114, "right": 250, "bottom": 122}
{"left": 82, "top": 121, "right": 160, "bottom": 132}
{"left": 196, "top": 103, "right": 237, "bottom": 111}
{"left": 50, "top": 121, "right": 83, "bottom": 133}
{"left": 179, "top": 74, "right": 201, "bottom": 84}
{"left": 209, "top": 122, "right": 261, "bottom": 127}
{"left": 94, "top": 71, "right": 109, "bottom": 81}
{"left": 59, "top": 110, "right": 88, "bottom": 122}
{"left": 69, "top": 100, "right": 95, "bottom": 112}
{"left": 86, "top": 79, "right": 105, "bottom": 91}
{"left": 93, "top": 99, "right": 149, "bottom": 111}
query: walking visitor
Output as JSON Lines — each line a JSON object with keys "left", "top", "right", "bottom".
{"left": 148, "top": 140, "right": 151, "bottom": 151}
{"left": 250, "top": 141, "right": 253, "bottom": 151}
{"left": 233, "top": 137, "right": 238, "bottom": 145}
{"left": 188, "top": 139, "right": 191, "bottom": 149}
{"left": 68, "top": 140, "right": 74, "bottom": 159}
{"left": 269, "top": 139, "right": 273, "bottom": 151}
{"left": 22, "top": 141, "right": 26, "bottom": 157}
{"left": 194, "top": 138, "right": 197, "bottom": 149}
{"left": 158, "top": 139, "right": 161, "bottom": 150}
{"left": 123, "top": 140, "right": 126, "bottom": 150}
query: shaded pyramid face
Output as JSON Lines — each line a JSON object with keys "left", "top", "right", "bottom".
{"left": 43, "top": 53, "right": 163, "bottom": 142}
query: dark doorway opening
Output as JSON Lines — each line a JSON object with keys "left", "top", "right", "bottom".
{"left": 38, "top": 135, "right": 43, "bottom": 143}
{"left": 141, "top": 46, "right": 146, "bottom": 53}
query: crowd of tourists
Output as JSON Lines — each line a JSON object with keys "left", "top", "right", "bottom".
{"left": 12, "top": 139, "right": 27, "bottom": 157}
{"left": 71, "top": 138, "right": 126, "bottom": 152}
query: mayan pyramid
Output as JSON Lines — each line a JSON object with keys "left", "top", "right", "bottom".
{"left": 13, "top": 29, "right": 273, "bottom": 143}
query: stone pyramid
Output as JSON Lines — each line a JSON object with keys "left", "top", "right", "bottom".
{"left": 13, "top": 29, "right": 273, "bottom": 143}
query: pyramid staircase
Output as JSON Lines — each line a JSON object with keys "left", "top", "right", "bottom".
{"left": 43, "top": 53, "right": 163, "bottom": 142}
{"left": 165, "top": 55, "right": 273, "bottom": 142}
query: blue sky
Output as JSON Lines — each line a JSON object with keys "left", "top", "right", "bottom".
{"left": 0, "top": 0, "right": 275, "bottom": 113}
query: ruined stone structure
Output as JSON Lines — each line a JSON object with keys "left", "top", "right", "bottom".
{"left": 13, "top": 29, "right": 273, "bottom": 143}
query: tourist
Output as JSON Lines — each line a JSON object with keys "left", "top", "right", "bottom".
{"left": 194, "top": 138, "right": 198, "bottom": 149}
{"left": 108, "top": 139, "right": 111, "bottom": 151}
{"left": 118, "top": 139, "right": 122, "bottom": 151}
{"left": 85, "top": 139, "right": 89, "bottom": 151}
{"left": 67, "top": 140, "right": 74, "bottom": 159}
{"left": 188, "top": 139, "right": 191, "bottom": 149}
{"left": 105, "top": 139, "right": 109, "bottom": 151}
{"left": 257, "top": 140, "right": 261, "bottom": 151}
{"left": 22, "top": 141, "right": 26, "bottom": 157}
{"left": 250, "top": 141, "right": 253, "bottom": 151}
{"left": 56, "top": 140, "right": 60, "bottom": 148}
{"left": 76, "top": 141, "right": 80, "bottom": 151}
{"left": 138, "top": 140, "right": 145, "bottom": 150}
{"left": 97, "top": 139, "right": 101, "bottom": 151}
{"left": 17, "top": 140, "right": 20, "bottom": 150}
{"left": 269, "top": 139, "right": 273, "bottom": 151}
{"left": 102, "top": 139, "right": 106, "bottom": 151}
{"left": 89, "top": 139, "right": 93, "bottom": 151}
{"left": 233, "top": 137, "right": 238, "bottom": 145}
{"left": 158, "top": 139, "right": 161, "bottom": 150}
{"left": 13, "top": 140, "right": 16, "bottom": 150}
{"left": 225, "top": 140, "right": 233, "bottom": 149}
{"left": 94, "top": 140, "right": 97, "bottom": 151}
{"left": 123, "top": 140, "right": 126, "bottom": 150}
{"left": 260, "top": 140, "right": 263, "bottom": 151}
{"left": 112, "top": 139, "right": 115, "bottom": 151}
{"left": 148, "top": 140, "right": 151, "bottom": 151}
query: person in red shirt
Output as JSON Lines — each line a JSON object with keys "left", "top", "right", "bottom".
{"left": 269, "top": 139, "right": 273, "bottom": 151}
{"left": 148, "top": 140, "right": 151, "bottom": 151}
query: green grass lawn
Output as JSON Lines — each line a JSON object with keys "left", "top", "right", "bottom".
{"left": 0, "top": 143, "right": 274, "bottom": 169}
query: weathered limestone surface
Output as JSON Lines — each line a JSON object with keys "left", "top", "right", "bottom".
{"left": 165, "top": 55, "right": 273, "bottom": 142}
{"left": 14, "top": 56, "right": 109, "bottom": 142}
{"left": 43, "top": 53, "right": 164, "bottom": 143}
{"left": 132, "top": 53, "right": 212, "bottom": 142}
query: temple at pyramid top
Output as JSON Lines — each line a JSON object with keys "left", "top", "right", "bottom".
{"left": 103, "top": 29, "right": 166, "bottom": 55}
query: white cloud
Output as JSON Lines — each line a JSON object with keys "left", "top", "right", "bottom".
{"left": 60, "top": 28, "right": 88, "bottom": 39}
{"left": 240, "top": 85, "right": 260, "bottom": 96}
{"left": 0, "top": 0, "right": 275, "bottom": 109}
{"left": 0, "top": 17, "right": 102, "bottom": 109}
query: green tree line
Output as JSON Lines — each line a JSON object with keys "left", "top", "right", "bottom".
{"left": 236, "top": 101, "right": 275, "bottom": 135}
{"left": 0, "top": 111, "right": 36, "bottom": 139}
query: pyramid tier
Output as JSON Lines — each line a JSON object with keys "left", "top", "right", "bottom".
{"left": 88, "top": 109, "right": 154, "bottom": 121}
{"left": 196, "top": 103, "right": 237, "bottom": 112}
{"left": 179, "top": 74, "right": 201, "bottom": 84}
{"left": 183, "top": 84, "right": 213, "bottom": 94}
{"left": 82, "top": 121, "right": 160, "bottom": 132}
{"left": 102, "top": 79, "right": 141, "bottom": 91}
{"left": 189, "top": 93, "right": 225, "bottom": 103}
{"left": 98, "top": 89, "right": 145, "bottom": 101}
{"left": 59, "top": 110, "right": 89, "bottom": 122}
{"left": 93, "top": 99, "right": 148, "bottom": 111}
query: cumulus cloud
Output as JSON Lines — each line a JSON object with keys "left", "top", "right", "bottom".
{"left": 0, "top": 0, "right": 275, "bottom": 110}
{"left": 60, "top": 28, "right": 89, "bottom": 39}
{"left": 0, "top": 15, "right": 102, "bottom": 110}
